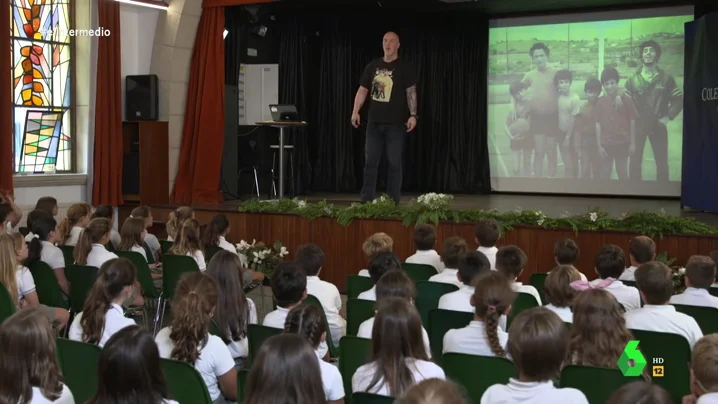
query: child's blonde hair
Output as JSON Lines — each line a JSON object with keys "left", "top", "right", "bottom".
{"left": 397, "top": 379, "right": 466, "bottom": 404}
{"left": 0, "top": 233, "right": 24, "bottom": 304}
{"left": 58, "top": 203, "right": 91, "bottom": 244}
{"left": 692, "top": 334, "right": 718, "bottom": 394}
{"left": 544, "top": 265, "right": 582, "bottom": 308}
{"left": 74, "top": 218, "right": 112, "bottom": 265}
{"left": 168, "top": 219, "right": 202, "bottom": 256}
{"left": 362, "top": 232, "right": 393, "bottom": 260}
{"left": 166, "top": 207, "right": 194, "bottom": 240}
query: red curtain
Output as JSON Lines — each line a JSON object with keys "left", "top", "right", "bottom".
{"left": 0, "top": 2, "right": 13, "bottom": 192}
{"left": 92, "top": 0, "right": 123, "bottom": 206}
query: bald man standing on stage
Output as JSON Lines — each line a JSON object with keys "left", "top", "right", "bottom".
{"left": 352, "top": 31, "right": 418, "bottom": 205}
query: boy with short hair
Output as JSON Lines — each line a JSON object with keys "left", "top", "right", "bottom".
{"left": 669, "top": 255, "right": 718, "bottom": 309}
{"left": 295, "top": 243, "right": 346, "bottom": 347}
{"left": 358, "top": 232, "right": 394, "bottom": 277}
{"left": 495, "top": 245, "right": 541, "bottom": 305}
{"left": 505, "top": 80, "right": 532, "bottom": 176}
{"left": 429, "top": 237, "right": 469, "bottom": 287}
{"left": 556, "top": 69, "right": 581, "bottom": 178}
{"left": 357, "top": 252, "right": 403, "bottom": 301}
{"left": 620, "top": 235, "right": 656, "bottom": 281}
{"left": 626, "top": 261, "right": 703, "bottom": 349}
{"left": 438, "top": 251, "right": 492, "bottom": 313}
{"left": 573, "top": 78, "right": 603, "bottom": 178}
{"left": 553, "top": 238, "right": 587, "bottom": 281}
{"left": 591, "top": 244, "right": 641, "bottom": 311}
{"left": 475, "top": 219, "right": 500, "bottom": 270}
{"left": 405, "top": 223, "right": 444, "bottom": 273}
{"left": 684, "top": 334, "right": 718, "bottom": 403}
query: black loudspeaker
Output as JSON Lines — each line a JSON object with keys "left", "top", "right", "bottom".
{"left": 126, "top": 75, "right": 158, "bottom": 121}
{"left": 221, "top": 85, "right": 240, "bottom": 199}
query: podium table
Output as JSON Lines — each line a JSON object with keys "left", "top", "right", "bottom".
{"left": 255, "top": 121, "right": 307, "bottom": 198}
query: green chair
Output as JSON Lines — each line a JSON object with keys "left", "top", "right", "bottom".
{"left": 247, "top": 324, "right": 281, "bottom": 368}
{"left": 630, "top": 329, "right": 691, "bottom": 403}
{"left": 352, "top": 393, "right": 394, "bottom": 404}
{"left": 560, "top": 365, "right": 640, "bottom": 404}
{"left": 0, "top": 282, "right": 16, "bottom": 324}
{"left": 18, "top": 226, "right": 29, "bottom": 237}
{"left": 623, "top": 280, "right": 637, "bottom": 288}
{"left": 346, "top": 298, "right": 376, "bottom": 336}
{"left": 304, "top": 294, "right": 339, "bottom": 358}
{"left": 402, "top": 263, "right": 438, "bottom": 283}
{"left": 672, "top": 304, "right": 718, "bottom": 335}
{"left": 160, "top": 240, "right": 174, "bottom": 255}
{"left": 27, "top": 261, "right": 69, "bottom": 309}
{"left": 529, "top": 273, "right": 548, "bottom": 305}
{"left": 442, "top": 353, "right": 517, "bottom": 404}
{"left": 58, "top": 245, "right": 74, "bottom": 266}
{"left": 64, "top": 265, "right": 100, "bottom": 314}
{"left": 160, "top": 358, "right": 213, "bottom": 404}
{"left": 237, "top": 368, "right": 250, "bottom": 403}
{"left": 56, "top": 338, "right": 101, "bottom": 404}
{"left": 348, "top": 275, "right": 374, "bottom": 300}
{"left": 506, "top": 292, "right": 540, "bottom": 329}
{"left": 339, "top": 336, "right": 371, "bottom": 404}
{"left": 428, "top": 309, "right": 473, "bottom": 364}
{"left": 710, "top": 287, "right": 718, "bottom": 298}
{"left": 105, "top": 243, "right": 115, "bottom": 252}
{"left": 415, "top": 281, "right": 459, "bottom": 326}
{"left": 205, "top": 245, "right": 223, "bottom": 263}
{"left": 158, "top": 254, "right": 200, "bottom": 332}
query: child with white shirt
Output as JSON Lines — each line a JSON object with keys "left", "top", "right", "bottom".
{"left": 443, "top": 271, "right": 515, "bottom": 357}
{"left": 295, "top": 243, "right": 346, "bottom": 347}
{"left": 91, "top": 205, "right": 121, "bottom": 249}
{"left": 155, "top": 272, "right": 237, "bottom": 403}
{"left": 168, "top": 219, "right": 206, "bottom": 271}
{"left": 73, "top": 218, "right": 119, "bottom": 269}
{"left": 357, "top": 252, "right": 403, "bottom": 301}
{"left": 25, "top": 215, "right": 70, "bottom": 296}
{"left": 204, "top": 215, "right": 236, "bottom": 253}
{"left": 405, "top": 224, "right": 444, "bottom": 273}
{"left": 620, "top": 236, "right": 656, "bottom": 281}
{"left": 68, "top": 258, "right": 140, "bottom": 347}
{"left": 58, "top": 203, "right": 91, "bottom": 246}
{"left": 475, "top": 219, "right": 500, "bottom": 270}
{"left": 481, "top": 307, "right": 589, "bottom": 404}
{"left": 165, "top": 206, "right": 194, "bottom": 242}
{"left": 358, "top": 232, "right": 394, "bottom": 277}
{"left": 428, "top": 237, "right": 468, "bottom": 287}
{"left": 496, "top": 245, "right": 542, "bottom": 305}
{"left": 543, "top": 265, "right": 581, "bottom": 322}
{"left": 683, "top": 334, "right": 718, "bottom": 404}
{"left": 118, "top": 218, "right": 154, "bottom": 264}
{"left": 626, "top": 261, "right": 703, "bottom": 349}
{"left": 591, "top": 244, "right": 642, "bottom": 311}
{"left": 0, "top": 309, "right": 75, "bottom": 404}
{"left": 670, "top": 255, "right": 718, "bottom": 309}
{"left": 284, "top": 304, "right": 345, "bottom": 403}
{"left": 88, "top": 325, "right": 178, "bottom": 404}
{"left": 553, "top": 238, "right": 588, "bottom": 281}
{"left": 129, "top": 206, "right": 161, "bottom": 261}
{"left": 438, "top": 251, "right": 491, "bottom": 313}
{"left": 607, "top": 382, "right": 673, "bottom": 404}
{"left": 352, "top": 297, "right": 445, "bottom": 397}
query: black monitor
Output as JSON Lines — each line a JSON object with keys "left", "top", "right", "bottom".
{"left": 269, "top": 104, "right": 299, "bottom": 122}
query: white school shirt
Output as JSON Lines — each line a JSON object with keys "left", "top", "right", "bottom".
{"left": 620, "top": 265, "right": 638, "bottom": 281}
{"left": 110, "top": 229, "right": 121, "bottom": 249}
{"left": 226, "top": 297, "right": 258, "bottom": 359}
{"left": 511, "top": 282, "right": 542, "bottom": 306}
{"left": 625, "top": 304, "right": 704, "bottom": 349}
{"left": 590, "top": 279, "right": 641, "bottom": 311}
{"left": 698, "top": 393, "right": 718, "bottom": 404}
{"left": 155, "top": 327, "right": 235, "bottom": 402}
{"left": 352, "top": 358, "right": 445, "bottom": 396}
{"left": 317, "top": 350, "right": 345, "bottom": 401}
{"left": 307, "top": 276, "right": 347, "bottom": 344}
{"left": 443, "top": 320, "right": 509, "bottom": 357}
{"left": 29, "top": 384, "right": 75, "bottom": 404}
{"left": 405, "top": 250, "right": 444, "bottom": 273}
{"left": 263, "top": 307, "right": 329, "bottom": 358}
{"left": 357, "top": 316, "right": 432, "bottom": 359}
{"left": 478, "top": 246, "right": 498, "bottom": 270}
{"left": 669, "top": 287, "right": 718, "bottom": 310}
{"left": 85, "top": 244, "right": 118, "bottom": 268}
{"left": 545, "top": 304, "right": 573, "bottom": 323}
{"left": 428, "top": 268, "right": 463, "bottom": 288}
{"left": 481, "top": 379, "right": 588, "bottom": 404}
{"left": 358, "top": 269, "right": 370, "bottom": 277}
{"left": 166, "top": 235, "right": 174, "bottom": 242}
{"left": 68, "top": 303, "right": 136, "bottom": 347}
{"left": 217, "top": 236, "right": 237, "bottom": 254}
{"left": 357, "top": 285, "right": 376, "bottom": 301}
{"left": 187, "top": 250, "right": 206, "bottom": 271}
{"left": 131, "top": 244, "right": 148, "bottom": 261}
{"left": 41, "top": 240, "right": 66, "bottom": 269}
{"left": 65, "top": 226, "right": 84, "bottom": 247}
{"left": 438, "top": 285, "right": 474, "bottom": 313}
{"left": 16, "top": 265, "right": 36, "bottom": 303}
{"left": 144, "top": 233, "right": 161, "bottom": 256}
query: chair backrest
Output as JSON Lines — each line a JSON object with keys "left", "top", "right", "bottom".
{"left": 205, "top": 245, "right": 223, "bottom": 263}
{"left": 560, "top": 365, "right": 641, "bottom": 403}
{"left": 507, "top": 292, "right": 541, "bottom": 328}
{"left": 339, "top": 336, "right": 372, "bottom": 404}
{"left": 27, "top": 261, "right": 69, "bottom": 309}
{"left": 115, "top": 251, "right": 161, "bottom": 299}
{"left": 56, "top": 338, "right": 101, "bottom": 404}
{"left": 64, "top": 264, "right": 100, "bottom": 313}
{"left": 352, "top": 392, "right": 394, "bottom": 404}
{"left": 528, "top": 273, "right": 547, "bottom": 305}
{"left": 672, "top": 304, "right": 718, "bottom": 335}
{"left": 428, "top": 309, "right": 473, "bottom": 364}
{"left": 105, "top": 243, "right": 115, "bottom": 252}
{"left": 0, "top": 282, "right": 16, "bottom": 325}
{"left": 160, "top": 358, "right": 213, "bottom": 404}
{"left": 247, "top": 324, "right": 281, "bottom": 368}
{"left": 630, "top": 329, "right": 691, "bottom": 403}
{"left": 160, "top": 240, "right": 174, "bottom": 255}
{"left": 442, "top": 353, "right": 516, "bottom": 404}
{"left": 347, "top": 275, "right": 374, "bottom": 300}
{"left": 58, "top": 245, "right": 74, "bottom": 266}
{"left": 402, "top": 263, "right": 437, "bottom": 283}
{"left": 237, "top": 368, "right": 250, "bottom": 403}
{"left": 346, "top": 298, "right": 376, "bottom": 336}
{"left": 415, "top": 281, "right": 459, "bottom": 325}
{"left": 162, "top": 254, "right": 200, "bottom": 300}
{"left": 304, "top": 294, "right": 338, "bottom": 358}
{"left": 710, "top": 287, "right": 718, "bottom": 298}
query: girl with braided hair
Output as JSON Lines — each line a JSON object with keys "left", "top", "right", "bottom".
{"left": 284, "top": 304, "right": 345, "bottom": 404}
{"left": 443, "top": 271, "right": 516, "bottom": 357}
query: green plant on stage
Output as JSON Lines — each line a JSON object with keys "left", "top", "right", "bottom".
{"left": 654, "top": 251, "right": 686, "bottom": 294}
{"left": 236, "top": 239, "right": 289, "bottom": 278}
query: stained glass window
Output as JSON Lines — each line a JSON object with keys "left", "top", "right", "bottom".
{"left": 11, "top": 0, "right": 72, "bottom": 173}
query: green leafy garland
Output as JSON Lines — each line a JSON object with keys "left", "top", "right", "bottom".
{"left": 237, "top": 194, "right": 718, "bottom": 238}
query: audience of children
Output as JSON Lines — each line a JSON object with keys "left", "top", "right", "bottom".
{"left": 358, "top": 232, "right": 394, "bottom": 277}
{"left": 73, "top": 217, "right": 118, "bottom": 268}
{"left": 357, "top": 251, "right": 403, "bottom": 301}
{"left": 683, "top": 334, "right": 718, "bottom": 404}
{"left": 443, "top": 271, "right": 515, "bottom": 357}
{"left": 495, "top": 245, "right": 542, "bottom": 305}
{"left": 405, "top": 224, "right": 444, "bottom": 273}
{"left": 620, "top": 235, "right": 656, "bottom": 281}
{"left": 25, "top": 215, "right": 70, "bottom": 296}
{"left": 438, "top": 251, "right": 491, "bottom": 313}
{"left": 429, "top": 237, "right": 469, "bottom": 287}
{"left": 552, "top": 238, "right": 588, "bottom": 281}
{"left": 543, "top": 265, "right": 581, "bottom": 322}
{"left": 474, "top": 219, "right": 500, "bottom": 270}
{"left": 591, "top": 244, "right": 642, "bottom": 311}
{"left": 165, "top": 206, "right": 195, "bottom": 242}
{"left": 58, "top": 203, "right": 91, "bottom": 246}
{"left": 91, "top": 205, "right": 121, "bottom": 249}
{"left": 669, "top": 255, "right": 718, "bottom": 309}
{"left": 167, "top": 218, "right": 206, "bottom": 271}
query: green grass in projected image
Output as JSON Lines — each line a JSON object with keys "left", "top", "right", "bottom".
{"left": 488, "top": 16, "right": 692, "bottom": 181}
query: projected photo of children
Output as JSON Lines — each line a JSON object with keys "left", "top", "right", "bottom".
{"left": 488, "top": 16, "right": 689, "bottom": 182}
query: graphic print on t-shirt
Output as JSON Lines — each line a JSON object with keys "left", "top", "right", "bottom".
{"left": 371, "top": 68, "right": 394, "bottom": 103}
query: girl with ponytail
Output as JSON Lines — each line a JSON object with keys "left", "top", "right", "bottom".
{"left": 68, "top": 258, "right": 139, "bottom": 347}
{"left": 165, "top": 206, "right": 194, "bottom": 242}
{"left": 443, "top": 271, "right": 516, "bottom": 357}
{"left": 57, "top": 203, "right": 91, "bottom": 246}
{"left": 25, "top": 215, "right": 70, "bottom": 296}
{"left": 204, "top": 215, "right": 235, "bottom": 253}
{"left": 130, "top": 205, "right": 161, "bottom": 260}
{"left": 92, "top": 204, "right": 121, "bottom": 248}
{"left": 168, "top": 218, "right": 206, "bottom": 271}
{"left": 155, "top": 272, "right": 238, "bottom": 403}
{"left": 73, "top": 217, "right": 117, "bottom": 267}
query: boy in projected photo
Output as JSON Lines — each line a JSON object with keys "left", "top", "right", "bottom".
{"left": 555, "top": 70, "right": 581, "bottom": 178}
{"left": 505, "top": 81, "right": 532, "bottom": 177}
{"left": 573, "top": 78, "right": 603, "bottom": 179}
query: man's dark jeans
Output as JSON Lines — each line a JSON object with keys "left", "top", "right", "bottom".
{"left": 360, "top": 122, "right": 406, "bottom": 204}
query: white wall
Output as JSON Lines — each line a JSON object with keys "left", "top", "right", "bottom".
{"left": 120, "top": 5, "right": 159, "bottom": 120}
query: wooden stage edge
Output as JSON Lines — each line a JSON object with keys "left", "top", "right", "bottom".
{"left": 118, "top": 203, "right": 718, "bottom": 294}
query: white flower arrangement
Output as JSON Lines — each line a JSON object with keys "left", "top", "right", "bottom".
{"left": 415, "top": 193, "right": 454, "bottom": 209}
{"left": 236, "top": 239, "right": 289, "bottom": 276}
{"left": 589, "top": 212, "right": 598, "bottom": 222}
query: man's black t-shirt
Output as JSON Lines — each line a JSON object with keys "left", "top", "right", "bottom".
{"left": 359, "top": 58, "right": 417, "bottom": 125}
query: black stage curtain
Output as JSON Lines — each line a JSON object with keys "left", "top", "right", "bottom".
{"left": 224, "top": 7, "right": 243, "bottom": 85}
{"left": 277, "top": 8, "right": 491, "bottom": 195}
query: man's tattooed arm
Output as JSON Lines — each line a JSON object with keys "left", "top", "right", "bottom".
{"left": 406, "top": 85, "right": 417, "bottom": 116}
